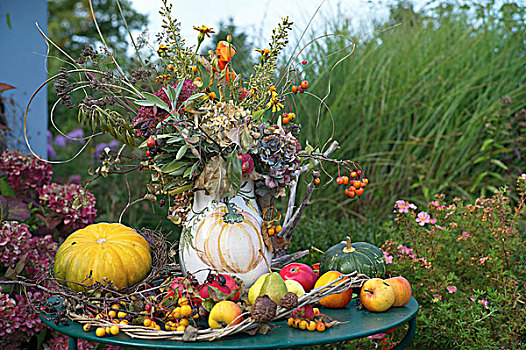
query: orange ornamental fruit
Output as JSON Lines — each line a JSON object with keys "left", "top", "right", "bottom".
{"left": 313, "top": 271, "right": 353, "bottom": 308}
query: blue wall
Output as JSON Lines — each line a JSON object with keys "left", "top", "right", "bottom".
{"left": 0, "top": 0, "right": 48, "bottom": 157}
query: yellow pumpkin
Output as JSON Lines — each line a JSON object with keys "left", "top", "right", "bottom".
{"left": 54, "top": 223, "right": 151, "bottom": 292}
{"left": 193, "top": 205, "right": 264, "bottom": 274}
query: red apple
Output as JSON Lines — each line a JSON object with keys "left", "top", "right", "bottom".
{"left": 360, "top": 278, "right": 395, "bottom": 312}
{"left": 167, "top": 277, "right": 186, "bottom": 298}
{"left": 222, "top": 274, "right": 242, "bottom": 301}
{"left": 199, "top": 280, "right": 231, "bottom": 300}
{"left": 279, "top": 263, "right": 317, "bottom": 292}
{"left": 385, "top": 276, "right": 412, "bottom": 307}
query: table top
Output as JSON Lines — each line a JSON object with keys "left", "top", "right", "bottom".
{"left": 40, "top": 297, "right": 418, "bottom": 349}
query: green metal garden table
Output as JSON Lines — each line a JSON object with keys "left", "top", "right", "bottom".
{"left": 40, "top": 297, "right": 418, "bottom": 350}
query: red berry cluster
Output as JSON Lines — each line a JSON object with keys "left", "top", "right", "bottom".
{"left": 291, "top": 80, "right": 309, "bottom": 94}
{"left": 336, "top": 170, "right": 369, "bottom": 198}
{"left": 145, "top": 136, "right": 165, "bottom": 157}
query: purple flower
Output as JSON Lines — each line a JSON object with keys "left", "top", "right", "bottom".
{"left": 54, "top": 135, "right": 67, "bottom": 147}
{"left": 66, "top": 129, "right": 84, "bottom": 140}
{"left": 446, "top": 285, "right": 457, "bottom": 293}
{"left": 47, "top": 144, "right": 56, "bottom": 159}
{"left": 108, "top": 140, "right": 120, "bottom": 149}
{"left": 93, "top": 142, "right": 108, "bottom": 158}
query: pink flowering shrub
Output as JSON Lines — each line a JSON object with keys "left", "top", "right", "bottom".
{"left": 0, "top": 221, "right": 59, "bottom": 349}
{"left": 37, "top": 183, "right": 97, "bottom": 232}
{"left": 0, "top": 150, "right": 99, "bottom": 348}
{"left": 381, "top": 175, "right": 526, "bottom": 348}
{"left": 0, "top": 150, "right": 53, "bottom": 196}
{"left": 0, "top": 221, "right": 32, "bottom": 269}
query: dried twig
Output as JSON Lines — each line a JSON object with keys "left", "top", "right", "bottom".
{"left": 280, "top": 141, "right": 339, "bottom": 241}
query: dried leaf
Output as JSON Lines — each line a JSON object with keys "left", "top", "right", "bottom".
{"left": 3, "top": 197, "right": 30, "bottom": 221}
{"left": 239, "top": 125, "right": 256, "bottom": 152}
{"left": 226, "top": 127, "right": 240, "bottom": 146}
{"left": 225, "top": 152, "right": 242, "bottom": 198}
{"left": 182, "top": 325, "right": 198, "bottom": 342}
{"left": 5, "top": 253, "right": 28, "bottom": 279}
{"left": 194, "top": 156, "right": 227, "bottom": 200}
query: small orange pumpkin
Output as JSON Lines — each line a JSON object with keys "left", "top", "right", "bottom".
{"left": 54, "top": 223, "right": 151, "bottom": 292}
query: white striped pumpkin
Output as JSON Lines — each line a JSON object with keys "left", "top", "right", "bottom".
{"left": 194, "top": 205, "right": 264, "bottom": 274}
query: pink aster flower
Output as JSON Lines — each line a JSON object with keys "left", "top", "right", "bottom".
{"left": 432, "top": 294, "right": 442, "bottom": 302}
{"left": 470, "top": 297, "right": 476, "bottom": 302}
{"left": 479, "top": 299, "right": 489, "bottom": 309}
{"left": 383, "top": 251, "right": 393, "bottom": 264}
{"left": 430, "top": 200, "right": 440, "bottom": 207}
{"left": 446, "top": 285, "right": 457, "bottom": 293}
{"left": 416, "top": 211, "right": 431, "bottom": 226}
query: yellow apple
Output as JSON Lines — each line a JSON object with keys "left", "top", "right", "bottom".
{"left": 208, "top": 300, "right": 243, "bottom": 329}
{"left": 285, "top": 279, "right": 306, "bottom": 297}
{"left": 385, "top": 276, "right": 412, "bottom": 307}
{"left": 360, "top": 278, "right": 395, "bottom": 312}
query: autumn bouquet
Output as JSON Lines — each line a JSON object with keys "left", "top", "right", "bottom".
{"left": 37, "top": 0, "right": 367, "bottom": 251}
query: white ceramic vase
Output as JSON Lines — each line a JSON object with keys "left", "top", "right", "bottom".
{"left": 179, "top": 180, "right": 272, "bottom": 287}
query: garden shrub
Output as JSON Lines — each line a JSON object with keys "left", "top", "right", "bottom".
{"left": 380, "top": 175, "right": 526, "bottom": 349}
{"left": 0, "top": 149, "right": 116, "bottom": 349}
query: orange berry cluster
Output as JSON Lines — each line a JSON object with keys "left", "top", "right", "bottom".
{"left": 267, "top": 224, "right": 282, "bottom": 236}
{"left": 337, "top": 171, "right": 369, "bottom": 198}
{"left": 147, "top": 297, "right": 198, "bottom": 332}
{"left": 85, "top": 303, "right": 131, "bottom": 337}
{"left": 282, "top": 112, "right": 296, "bottom": 125}
{"left": 287, "top": 317, "right": 329, "bottom": 332}
{"left": 291, "top": 80, "right": 309, "bottom": 94}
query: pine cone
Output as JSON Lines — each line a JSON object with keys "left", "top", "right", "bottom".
{"left": 279, "top": 292, "right": 299, "bottom": 309}
{"left": 251, "top": 295, "right": 277, "bottom": 323}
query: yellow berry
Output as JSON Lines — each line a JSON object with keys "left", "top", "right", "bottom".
{"left": 307, "top": 321, "right": 316, "bottom": 331}
{"left": 275, "top": 225, "right": 282, "bottom": 233}
{"left": 180, "top": 304, "right": 192, "bottom": 318}
{"left": 143, "top": 318, "right": 152, "bottom": 327}
{"left": 287, "top": 318, "right": 294, "bottom": 327}
{"left": 105, "top": 327, "right": 111, "bottom": 335}
{"left": 108, "top": 310, "right": 117, "bottom": 318}
{"left": 117, "top": 311, "right": 126, "bottom": 319}
{"left": 180, "top": 318, "right": 190, "bottom": 327}
{"left": 154, "top": 325, "right": 161, "bottom": 330}
{"left": 111, "top": 304, "right": 121, "bottom": 310}
{"left": 165, "top": 324, "right": 171, "bottom": 330}
{"left": 83, "top": 324, "right": 91, "bottom": 332}
{"left": 177, "top": 325, "right": 186, "bottom": 332}
{"left": 313, "top": 307, "right": 320, "bottom": 316}
{"left": 178, "top": 297, "right": 189, "bottom": 306}
{"left": 110, "top": 325, "right": 120, "bottom": 335}
{"left": 299, "top": 320, "right": 308, "bottom": 330}
{"left": 119, "top": 320, "right": 129, "bottom": 325}
{"left": 95, "top": 327, "right": 106, "bottom": 337}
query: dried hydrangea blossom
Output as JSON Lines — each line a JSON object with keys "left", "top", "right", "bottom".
{"left": 0, "top": 221, "right": 32, "bottom": 269}
{"left": 0, "top": 150, "right": 53, "bottom": 196}
{"left": 254, "top": 124, "right": 301, "bottom": 188}
{"left": 199, "top": 100, "right": 255, "bottom": 148}
{"left": 37, "top": 183, "right": 97, "bottom": 231}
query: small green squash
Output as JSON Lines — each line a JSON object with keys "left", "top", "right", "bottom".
{"left": 319, "top": 237, "right": 386, "bottom": 278}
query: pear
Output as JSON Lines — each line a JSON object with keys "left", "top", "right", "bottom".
{"left": 248, "top": 273, "right": 269, "bottom": 305}
{"left": 285, "top": 279, "right": 306, "bottom": 297}
{"left": 248, "top": 272, "right": 288, "bottom": 305}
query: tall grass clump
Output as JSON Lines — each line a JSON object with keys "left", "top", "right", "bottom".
{"left": 294, "top": 1, "right": 525, "bottom": 220}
